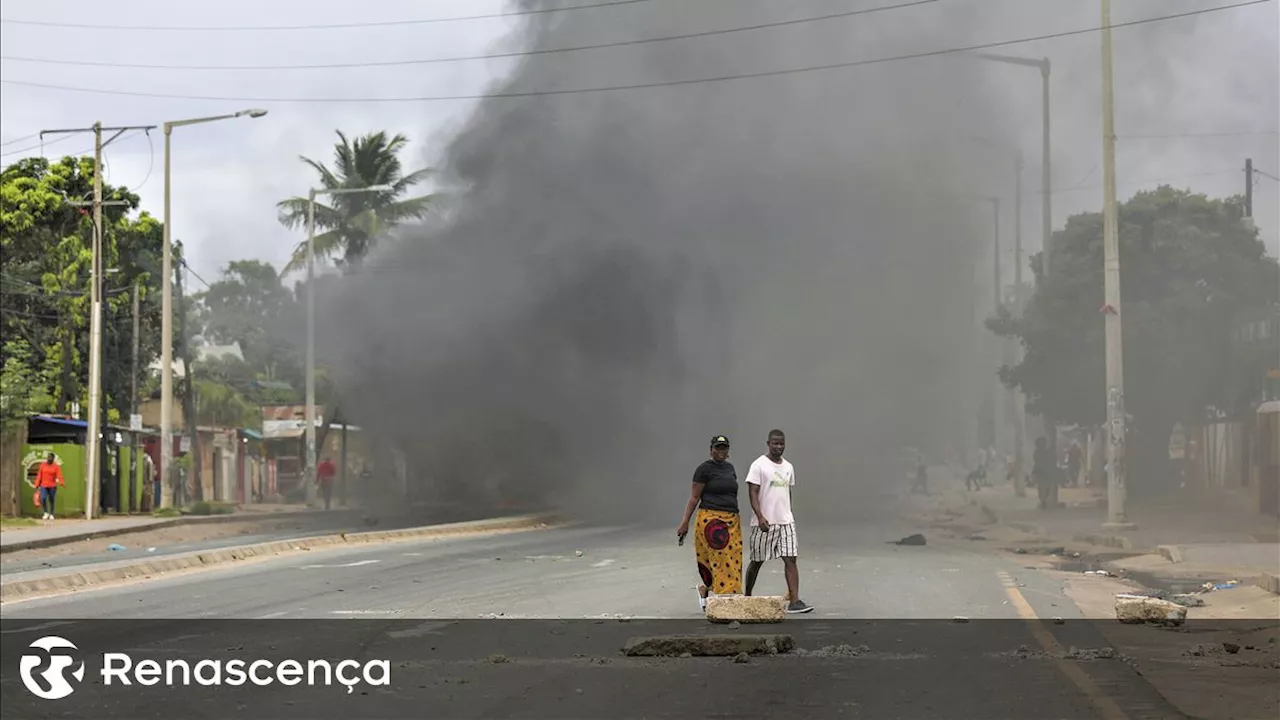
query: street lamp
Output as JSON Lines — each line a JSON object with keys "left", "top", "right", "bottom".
{"left": 302, "top": 184, "right": 394, "bottom": 507}
{"left": 160, "top": 109, "right": 267, "bottom": 508}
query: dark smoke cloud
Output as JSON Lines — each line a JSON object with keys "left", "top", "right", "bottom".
{"left": 319, "top": 0, "right": 1022, "bottom": 524}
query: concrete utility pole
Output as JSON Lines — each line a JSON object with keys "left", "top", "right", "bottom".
{"left": 989, "top": 196, "right": 1004, "bottom": 458}
{"left": 40, "top": 121, "right": 155, "bottom": 519}
{"left": 160, "top": 109, "right": 267, "bottom": 508}
{"left": 1100, "top": 0, "right": 1134, "bottom": 529}
{"left": 1013, "top": 150, "right": 1027, "bottom": 497}
{"left": 129, "top": 281, "right": 141, "bottom": 513}
{"left": 302, "top": 184, "right": 392, "bottom": 506}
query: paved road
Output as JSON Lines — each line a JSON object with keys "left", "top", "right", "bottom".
{"left": 1, "top": 516, "right": 1193, "bottom": 718}
{"left": 0, "top": 507, "right": 509, "bottom": 577}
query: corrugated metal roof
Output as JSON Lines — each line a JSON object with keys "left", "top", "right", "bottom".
{"left": 1258, "top": 400, "right": 1280, "bottom": 414}
{"left": 31, "top": 415, "right": 88, "bottom": 428}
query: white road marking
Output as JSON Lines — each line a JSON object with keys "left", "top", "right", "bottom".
{"left": 299, "top": 560, "right": 381, "bottom": 569}
{"left": 590, "top": 559, "right": 616, "bottom": 568}
{"left": 402, "top": 552, "right": 424, "bottom": 557}
{"left": 330, "top": 610, "right": 400, "bottom": 615}
{"left": 0, "top": 620, "right": 78, "bottom": 635}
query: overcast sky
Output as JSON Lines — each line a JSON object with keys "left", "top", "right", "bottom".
{"left": 1, "top": 0, "right": 1277, "bottom": 284}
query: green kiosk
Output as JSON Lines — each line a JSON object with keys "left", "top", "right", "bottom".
{"left": 19, "top": 415, "right": 147, "bottom": 518}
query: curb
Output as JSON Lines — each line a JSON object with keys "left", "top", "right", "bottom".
{"left": 0, "top": 509, "right": 363, "bottom": 555}
{"left": 0, "top": 513, "right": 561, "bottom": 602}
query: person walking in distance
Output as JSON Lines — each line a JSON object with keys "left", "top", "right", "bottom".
{"left": 1032, "top": 437, "right": 1056, "bottom": 510}
{"left": 316, "top": 456, "right": 337, "bottom": 510}
{"left": 35, "top": 452, "right": 65, "bottom": 520}
{"left": 677, "top": 436, "right": 744, "bottom": 612}
{"left": 744, "top": 430, "right": 813, "bottom": 614}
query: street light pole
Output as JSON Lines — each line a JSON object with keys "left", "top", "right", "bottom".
{"left": 160, "top": 109, "right": 267, "bottom": 508}
{"left": 1100, "top": 0, "right": 1133, "bottom": 529}
{"left": 302, "top": 185, "right": 393, "bottom": 507}
{"left": 1013, "top": 150, "right": 1027, "bottom": 497}
{"left": 989, "top": 196, "right": 1004, "bottom": 459}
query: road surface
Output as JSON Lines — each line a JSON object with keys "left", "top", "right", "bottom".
{"left": 0, "top": 513, "right": 1196, "bottom": 719}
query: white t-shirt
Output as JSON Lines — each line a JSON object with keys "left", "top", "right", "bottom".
{"left": 745, "top": 455, "right": 795, "bottom": 526}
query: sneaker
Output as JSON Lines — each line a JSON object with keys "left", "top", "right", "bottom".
{"left": 697, "top": 586, "right": 708, "bottom": 612}
{"left": 787, "top": 600, "right": 814, "bottom": 614}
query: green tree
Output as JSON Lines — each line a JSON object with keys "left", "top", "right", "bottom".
{"left": 276, "top": 130, "right": 437, "bottom": 272}
{"left": 0, "top": 340, "right": 54, "bottom": 429}
{"left": 1, "top": 156, "right": 166, "bottom": 423}
{"left": 989, "top": 186, "right": 1278, "bottom": 492}
{"left": 193, "top": 259, "right": 302, "bottom": 385}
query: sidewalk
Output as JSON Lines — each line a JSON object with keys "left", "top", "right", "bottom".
{"left": 0, "top": 504, "right": 353, "bottom": 552}
{"left": 957, "top": 477, "right": 1279, "bottom": 591}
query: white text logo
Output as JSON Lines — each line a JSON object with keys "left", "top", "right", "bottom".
{"left": 19, "top": 636, "right": 86, "bottom": 700}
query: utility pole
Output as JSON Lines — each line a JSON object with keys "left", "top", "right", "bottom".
{"left": 1101, "top": 0, "right": 1133, "bottom": 529}
{"left": 1012, "top": 151, "right": 1027, "bottom": 497}
{"left": 305, "top": 190, "right": 318, "bottom": 508}
{"left": 129, "top": 281, "right": 141, "bottom": 513}
{"left": 990, "top": 197, "right": 1004, "bottom": 459}
{"left": 39, "top": 121, "right": 154, "bottom": 519}
{"left": 1245, "top": 158, "right": 1253, "bottom": 217}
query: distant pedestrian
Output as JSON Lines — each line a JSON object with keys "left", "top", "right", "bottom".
{"left": 911, "top": 461, "right": 930, "bottom": 495}
{"left": 35, "top": 452, "right": 65, "bottom": 520}
{"left": 1066, "top": 442, "right": 1083, "bottom": 488}
{"left": 316, "top": 457, "right": 336, "bottom": 510}
{"left": 1033, "top": 437, "right": 1056, "bottom": 509}
{"left": 744, "top": 430, "right": 813, "bottom": 614}
{"left": 677, "top": 436, "right": 743, "bottom": 611}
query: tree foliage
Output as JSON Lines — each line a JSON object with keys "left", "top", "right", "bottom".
{"left": 989, "top": 186, "right": 1277, "bottom": 486}
{"left": 276, "top": 130, "right": 437, "bottom": 272}
{"left": 1, "top": 156, "right": 166, "bottom": 422}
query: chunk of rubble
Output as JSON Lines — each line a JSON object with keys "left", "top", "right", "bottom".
{"left": 705, "top": 595, "right": 787, "bottom": 624}
{"left": 1115, "top": 594, "right": 1187, "bottom": 626}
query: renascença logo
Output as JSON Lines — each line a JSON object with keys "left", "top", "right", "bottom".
{"left": 17, "top": 635, "right": 391, "bottom": 699}
{"left": 19, "top": 636, "right": 86, "bottom": 700}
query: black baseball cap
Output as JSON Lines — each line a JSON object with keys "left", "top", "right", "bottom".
{"left": 710, "top": 435, "right": 730, "bottom": 447}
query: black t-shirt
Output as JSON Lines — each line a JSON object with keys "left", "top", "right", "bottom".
{"left": 693, "top": 459, "right": 739, "bottom": 514}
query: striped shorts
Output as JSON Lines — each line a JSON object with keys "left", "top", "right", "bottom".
{"left": 749, "top": 523, "right": 798, "bottom": 563}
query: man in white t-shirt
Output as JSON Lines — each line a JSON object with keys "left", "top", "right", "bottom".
{"left": 744, "top": 429, "right": 813, "bottom": 614}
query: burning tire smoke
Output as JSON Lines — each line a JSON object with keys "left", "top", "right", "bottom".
{"left": 321, "top": 0, "right": 1018, "bottom": 523}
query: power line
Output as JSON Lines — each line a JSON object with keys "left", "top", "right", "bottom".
{"left": 0, "top": 1, "right": 940, "bottom": 72}
{"left": 0, "top": 133, "right": 76, "bottom": 158}
{"left": 0, "top": 0, "right": 1266, "bottom": 104}
{"left": 1255, "top": 168, "right": 1280, "bottom": 182}
{"left": 1119, "top": 130, "right": 1279, "bottom": 139}
{"left": 0, "top": 0, "right": 654, "bottom": 32}
{"left": 0, "top": 132, "right": 41, "bottom": 147}
{"left": 1052, "top": 167, "right": 1239, "bottom": 195}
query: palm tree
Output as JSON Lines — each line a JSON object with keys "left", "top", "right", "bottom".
{"left": 277, "top": 130, "right": 436, "bottom": 273}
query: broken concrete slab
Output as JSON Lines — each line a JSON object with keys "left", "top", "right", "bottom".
{"left": 705, "top": 595, "right": 787, "bottom": 623}
{"left": 621, "top": 634, "right": 794, "bottom": 657}
{"left": 1114, "top": 594, "right": 1188, "bottom": 626}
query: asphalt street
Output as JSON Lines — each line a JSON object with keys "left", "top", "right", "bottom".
{"left": 0, "top": 506, "right": 506, "bottom": 577}
{"left": 0, "top": 515, "right": 1194, "bottom": 719}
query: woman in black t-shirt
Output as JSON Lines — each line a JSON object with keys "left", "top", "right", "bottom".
{"left": 677, "top": 435, "right": 744, "bottom": 609}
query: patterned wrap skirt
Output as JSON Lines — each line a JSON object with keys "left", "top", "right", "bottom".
{"left": 694, "top": 508, "right": 743, "bottom": 596}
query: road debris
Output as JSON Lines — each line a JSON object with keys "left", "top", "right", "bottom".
{"left": 1051, "top": 617, "right": 1065, "bottom": 625}
{"left": 574, "top": 550, "right": 584, "bottom": 557}
{"left": 1084, "top": 569, "right": 1116, "bottom": 577}
{"left": 793, "top": 644, "right": 870, "bottom": 658}
{"left": 733, "top": 652, "right": 750, "bottom": 664}
{"left": 1066, "top": 646, "right": 1119, "bottom": 661}
{"left": 1201, "top": 580, "right": 1240, "bottom": 592}
{"left": 951, "top": 616, "right": 969, "bottom": 624}
{"left": 887, "top": 533, "right": 927, "bottom": 546}
{"left": 622, "top": 634, "right": 794, "bottom": 657}
{"left": 107, "top": 544, "right": 127, "bottom": 552}
{"left": 487, "top": 653, "right": 509, "bottom": 664}
{"left": 1114, "top": 594, "right": 1188, "bottom": 626}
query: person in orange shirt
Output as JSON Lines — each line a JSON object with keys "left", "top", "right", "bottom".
{"left": 35, "top": 453, "right": 65, "bottom": 520}
{"left": 316, "top": 457, "right": 336, "bottom": 511}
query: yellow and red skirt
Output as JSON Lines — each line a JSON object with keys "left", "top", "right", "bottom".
{"left": 694, "top": 508, "right": 743, "bottom": 596}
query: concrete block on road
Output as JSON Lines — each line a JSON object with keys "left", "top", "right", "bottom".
{"left": 1114, "top": 594, "right": 1187, "bottom": 626}
{"left": 705, "top": 595, "right": 787, "bottom": 624}
{"left": 1156, "top": 545, "right": 1184, "bottom": 563}
{"left": 1075, "top": 533, "right": 1134, "bottom": 550}
{"left": 622, "top": 634, "right": 794, "bottom": 657}
{"left": 1254, "top": 573, "right": 1280, "bottom": 596}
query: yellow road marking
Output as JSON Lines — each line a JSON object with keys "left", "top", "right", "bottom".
{"left": 997, "top": 570, "right": 1130, "bottom": 720}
